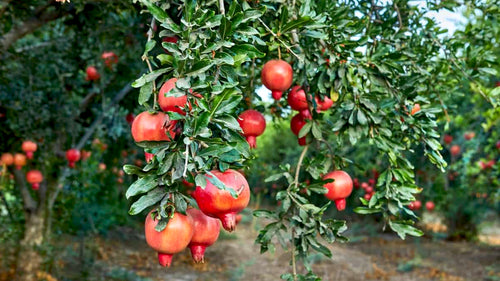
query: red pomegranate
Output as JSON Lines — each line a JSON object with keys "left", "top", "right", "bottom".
{"left": 443, "top": 134, "right": 453, "bottom": 145}
{"left": 126, "top": 113, "right": 135, "bottom": 125}
{"left": 450, "top": 145, "right": 460, "bottom": 156}
{"left": 101, "top": 51, "right": 118, "bottom": 67}
{"left": 158, "top": 78, "right": 189, "bottom": 115}
{"left": 361, "top": 182, "right": 369, "bottom": 189}
{"left": 425, "top": 201, "right": 435, "bottom": 211}
{"left": 315, "top": 95, "right": 334, "bottom": 111}
{"left": 66, "top": 148, "right": 81, "bottom": 168}
{"left": 186, "top": 208, "right": 220, "bottom": 263}
{"left": 145, "top": 152, "right": 154, "bottom": 163}
{"left": 237, "top": 109, "right": 266, "bottom": 149}
{"left": 145, "top": 211, "right": 194, "bottom": 267}
{"left": 364, "top": 193, "right": 373, "bottom": 201}
{"left": 364, "top": 186, "right": 374, "bottom": 194}
{"left": 409, "top": 200, "right": 422, "bottom": 210}
{"left": 21, "top": 141, "right": 37, "bottom": 159}
{"left": 193, "top": 169, "right": 250, "bottom": 232}
{"left": 353, "top": 178, "right": 359, "bottom": 188}
{"left": 290, "top": 113, "right": 308, "bottom": 146}
{"left": 410, "top": 103, "right": 420, "bottom": 115}
{"left": 464, "top": 132, "right": 475, "bottom": 140}
{"left": 261, "top": 60, "right": 293, "bottom": 100}
{"left": 13, "top": 153, "right": 27, "bottom": 170}
{"left": 26, "top": 170, "right": 43, "bottom": 190}
{"left": 0, "top": 153, "right": 14, "bottom": 166}
{"left": 81, "top": 150, "right": 91, "bottom": 161}
{"left": 287, "top": 86, "right": 308, "bottom": 111}
{"left": 131, "top": 111, "right": 178, "bottom": 142}
{"left": 323, "top": 170, "right": 353, "bottom": 211}
{"left": 85, "top": 66, "right": 100, "bottom": 81}
{"left": 497, "top": 140, "right": 500, "bottom": 149}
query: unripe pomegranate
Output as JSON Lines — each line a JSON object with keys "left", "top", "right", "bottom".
{"left": 450, "top": 145, "right": 460, "bottom": 156}
{"left": 443, "top": 134, "right": 453, "bottom": 145}
{"left": 290, "top": 113, "right": 308, "bottom": 146}
{"left": 145, "top": 211, "right": 194, "bottom": 267}
{"left": 66, "top": 148, "right": 81, "bottom": 168}
{"left": 425, "top": 201, "right": 435, "bottom": 211}
{"left": 21, "top": 141, "right": 37, "bottom": 159}
{"left": 261, "top": 60, "right": 293, "bottom": 100}
{"left": 131, "top": 111, "right": 178, "bottom": 142}
{"left": 158, "top": 78, "right": 189, "bottom": 115}
{"left": 85, "top": 66, "right": 100, "bottom": 81}
{"left": 186, "top": 208, "right": 220, "bottom": 263}
{"left": 193, "top": 169, "right": 250, "bottom": 232}
{"left": 237, "top": 109, "right": 266, "bottom": 149}
{"left": 323, "top": 170, "right": 353, "bottom": 211}
{"left": 145, "top": 152, "right": 154, "bottom": 163}
{"left": 101, "top": 51, "right": 118, "bottom": 67}
{"left": 287, "top": 86, "right": 308, "bottom": 111}
{"left": 1, "top": 153, "right": 14, "bottom": 166}
{"left": 410, "top": 103, "right": 420, "bottom": 115}
{"left": 13, "top": 153, "right": 26, "bottom": 170}
{"left": 26, "top": 170, "right": 43, "bottom": 190}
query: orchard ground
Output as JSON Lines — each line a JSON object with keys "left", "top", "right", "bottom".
{"left": 1, "top": 211, "right": 498, "bottom": 281}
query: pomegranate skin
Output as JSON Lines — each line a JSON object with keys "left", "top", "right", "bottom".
{"left": 21, "top": 141, "right": 37, "bottom": 159}
{"left": 13, "top": 153, "right": 26, "bottom": 170}
{"left": 187, "top": 208, "right": 221, "bottom": 263}
{"left": 145, "top": 211, "right": 194, "bottom": 267}
{"left": 290, "top": 113, "right": 308, "bottom": 146}
{"left": 287, "top": 86, "right": 308, "bottom": 111}
{"left": 261, "top": 60, "right": 293, "bottom": 100}
{"left": 238, "top": 110, "right": 266, "bottom": 149}
{"left": 131, "top": 111, "right": 178, "bottom": 142}
{"left": 450, "top": 145, "right": 460, "bottom": 156}
{"left": 145, "top": 152, "right": 154, "bottom": 163}
{"left": 0, "top": 153, "right": 14, "bottom": 166}
{"left": 193, "top": 169, "right": 250, "bottom": 232}
{"left": 323, "top": 170, "right": 353, "bottom": 211}
{"left": 158, "top": 78, "right": 189, "bottom": 115}
{"left": 26, "top": 170, "right": 43, "bottom": 190}
{"left": 316, "top": 96, "right": 333, "bottom": 111}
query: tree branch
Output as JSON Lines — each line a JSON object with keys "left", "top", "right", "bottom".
{"left": 12, "top": 169, "right": 37, "bottom": 213}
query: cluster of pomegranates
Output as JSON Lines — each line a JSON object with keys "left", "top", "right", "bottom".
{"left": 0, "top": 141, "right": 42, "bottom": 190}
{"left": 354, "top": 177, "right": 377, "bottom": 201}
{"left": 408, "top": 200, "right": 435, "bottom": 212}
{"left": 85, "top": 51, "right": 119, "bottom": 81}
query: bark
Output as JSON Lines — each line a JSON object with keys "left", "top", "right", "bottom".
{"left": 14, "top": 210, "right": 46, "bottom": 281}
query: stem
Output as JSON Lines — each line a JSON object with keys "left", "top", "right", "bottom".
{"left": 293, "top": 145, "right": 309, "bottom": 190}
{"left": 436, "top": 92, "right": 451, "bottom": 122}
{"left": 291, "top": 228, "right": 297, "bottom": 281}
{"left": 257, "top": 18, "right": 302, "bottom": 61}
{"left": 218, "top": 0, "right": 225, "bottom": 15}
{"left": 183, "top": 144, "right": 189, "bottom": 177}
{"left": 143, "top": 18, "right": 158, "bottom": 110}
{"left": 393, "top": 3, "right": 403, "bottom": 31}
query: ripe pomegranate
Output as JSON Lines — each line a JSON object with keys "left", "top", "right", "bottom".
{"left": 315, "top": 95, "right": 334, "bottom": 111}
{"left": 323, "top": 170, "right": 353, "bottom": 211}
{"left": 425, "top": 201, "right": 435, "bottom": 211}
{"left": 158, "top": 78, "right": 189, "bottom": 115}
{"left": 353, "top": 178, "right": 359, "bottom": 188}
{"left": 186, "top": 208, "right": 220, "bottom": 263}
{"left": 13, "top": 153, "right": 26, "bottom": 170}
{"left": 131, "top": 111, "right": 178, "bottom": 142}
{"left": 364, "top": 193, "right": 373, "bottom": 201}
{"left": 237, "top": 109, "right": 266, "bottom": 149}
{"left": 361, "top": 182, "right": 369, "bottom": 189}
{"left": 101, "top": 51, "right": 118, "bottom": 67}
{"left": 290, "top": 113, "right": 308, "bottom": 146}
{"left": 98, "top": 163, "right": 106, "bottom": 171}
{"left": 287, "top": 86, "right": 308, "bottom": 111}
{"left": 1, "top": 153, "right": 14, "bottom": 166}
{"left": 145, "top": 152, "right": 154, "bottom": 163}
{"left": 368, "top": 178, "right": 375, "bottom": 186}
{"left": 193, "top": 169, "right": 250, "bottom": 232}
{"left": 365, "top": 186, "right": 374, "bottom": 194}
{"left": 261, "top": 60, "right": 293, "bottom": 100}
{"left": 66, "top": 148, "right": 81, "bottom": 168}
{"left": 21, "top": 141, "right": 37, "bottom": 159}
{"left": 496, "top": 140, "right": 500, "bottom": 149}
{"left": 450, "top": 145, "right": 460, "bottom": 156}
{"left": 126, "top": 113, "right": 135, "bottom": 125}
{"left": 443, "top": 134, "right": 453, "bottom": 145}
{"left": 81, "top": 150, "right": 91, "bottom": 160}
{"left": 26, "top": 170, "right": 43, "bottom": 190}
{"left": 410, "top": 103, "right": 420, "bottom": 115}
{"left": 464, "top": 132, "right": 475, "bottom": 140}
{"left": 145, "top": 211, "right": 194, "bottom": 267}
{"left": 409, "top": 200, "right": 422, "bottom": 210}
{"left": 85, "top": 66, "right": 100, "bottom": 81}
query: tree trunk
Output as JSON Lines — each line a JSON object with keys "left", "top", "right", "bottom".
{"left": 14, "top": 210, "right": 46, "bottom": 281}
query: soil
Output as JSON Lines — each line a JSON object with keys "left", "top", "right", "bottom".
{"left": 1, "top": 217, "right": 499, "bottom": 281}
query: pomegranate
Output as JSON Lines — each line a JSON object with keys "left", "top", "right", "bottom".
{"left": 443, "top": 134, "right": 453, "bottom": 145}
{"left": 66, "top": 148, "right": 81, "bottom": 168}
{"left": 237, "top": 109, "right": 266, "bottom": 149}
{"left": 21, "top": 141, "right": 37, "bottom": 159}
{"left": 145, "top": 211, "right": 194, "bottom": 267}
{"left": 450, "top": 145, "right": 460, "bottom": 156}
{"left": 315, "top": 95, "right": 334, "bottom": 111}
{"left": 287, "top": 86, "right": 308, "bottom": 111}
{"left": 26, "top": 170, "right": 43, "bottom": 190}
{"left": 85, "top": 66, "right": 100, "bottom": 81}
{"left": 410, "top": 103, "right": 420, "bottom": 115}
{"left": 361, "top": 182, "right": 369, "bottom": 190}
{"left": 131, "top": 111, "right": 178, "bottom": 142}
{"left": 409, "top": 200, "right": 422, "bottom": 210}
{"left": 290, "top": 113, "right": 308, "bottom": 146}
{"left": 425, "top": 201, "right": 435, "bottom": 211}
{"left": 353, "top": 178, "right": 359, "bottom": 188}
{"left": 364, "top": 193, "right": 373, "bottom": 201}
{"left": 158, "top": 78, "right": 189, "bottom": 115}
{"left": 261, "top": 60, "right": 293, "bottom": 100}
{"left": 13, "top": 153, "right": 26, "bottom": 170}
{"left": 0, "top": 153, "right": 14, "bottom": 166}
{"left": 365, "top": 186, "right": 374, "bottom": 194}
{"left": 186, "top": 208, "right": 220, "bottom": 263}
{"left": 101, "top": 51, "right": 118, "bottom": 67}
{"left": 368, "top": 178, "right": 375, "bottom": 186}
{"left": 323, "top": 170, "right": 353, "bottom": 211}
{"left": 496, "top": 140, "right": 500, "bottom": 149}
{"left": 193, "top": 169, "right": 250, "bottom": 232}
{"left": 126, "top": 113, "right": 135, "bottom": 125}
{"left": 145, "top": 152, "right": 154, "bottom": 163}
{"left": 464, "top": 132, "right": 475, "bottom": 140}
{"left": 98, "top": 163, "right": 106, "bottom": 171}
{"left": 81, "top": 150, "right": 92, "bottom": 160}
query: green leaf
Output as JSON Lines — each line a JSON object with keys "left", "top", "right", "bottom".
{"left": 195, "top": 174, "right": 206, "bottom": 189}
{"left": 129, "top": 188, "right": 166, "bottom": 215}
{"left": 143, "top": 40, "right": 156, "bottom": 56}
{"left": 138, "top": 82, "right": 153, "bottom": 106}
{"left": 230, "top": 44, "right": 265, "bottom": 59}
{"left": 123, "top": 165, "right": 148, "bottom": 177}
{"left": 185, "top": 60, "right": 213, "bottom": 76}
{"left": 126, "top": 175, "right": 158, "bottom": 199}
{"left": 298, "top": 122, "right": 312, "bottom": 138}
{"left": 253, "top": 210, "right": 276, "bottom": 219}
{"left": 132, "top": 68, "right": 170, "bottom": 88}
{"left": 205, "top": 171, "right": 238, "bottom": 198}
{"left": 389, "top": 221, "right": 424, "bottom": 240}
{"left": 354, "top": 207, "right": 382, "bottom": 214}
{"left": 213, "top": 115, "right": 242, "bottom": 131}
{"left": 138, "top": 0, "right": 171, "bottom": 23}
{"left": 154, "top": 217, "right": 169, "bottom": 232}
{"left": 281, "top": 17, "right": 314, "bottom": 34}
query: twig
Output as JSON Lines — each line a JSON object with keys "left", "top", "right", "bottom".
{"left": 436, "top": 92, "right": 450, "bottom": 122}
{"left": 143, "top": 18, "right": 158, "bottom": 110}
{"left": 293, "top": 145, "right": 309, "bottom": 190}
{"left": 291, "top": 228, "right": 298, "bottom": 281}
{"left": 218, "top": 0, "right": 225, "bottom": 15}
{"left": 257, "top": 18, "right": 302, "bottom": 61}
{"left": 393, "top": 3, "right": 403, "bottom": 31}
{"left": 183, "top": 144, "right": 189, "bottom": 177}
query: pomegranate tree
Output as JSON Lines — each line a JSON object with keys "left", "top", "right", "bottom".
{"left": 26, "top": 170, "right": 43, "bottom": 190}
{"left": 145, "top": 211, "right": 194, "bottom": 267}
{"left": 261, "top": 60, "right": 293, "bottom": 100}
{"left": 21, "top": 141, "right": 37, "bottom": 159}
{"left": 193, "top": 169, "right": 250, "bottom": 232}
{"left": 186, "top": 208, "right": 220, "bottom": 263}
{"left": 66, "top": 148, "right": 81, "bottom": 168}
{"left": 323, "top": 170, "right": 354, "bottom": 211}
{"left": 237, "top": 109, "right": 266, "bottom": 149}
